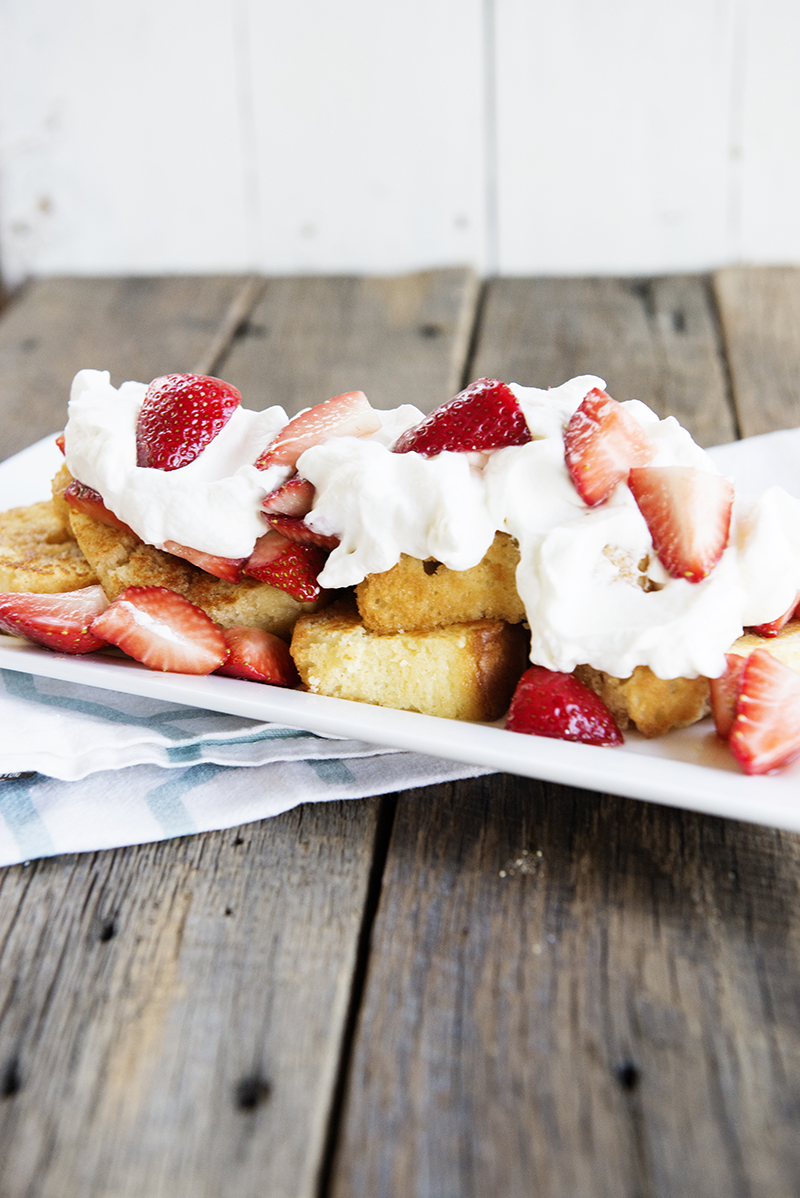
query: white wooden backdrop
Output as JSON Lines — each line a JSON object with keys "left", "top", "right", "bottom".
{"left": 0, "top": 0, "right": 798, "bottom": 286}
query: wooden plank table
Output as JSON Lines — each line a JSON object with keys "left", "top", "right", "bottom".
{"left": 0, "top": 268, "right": 799, "bottom": 1197}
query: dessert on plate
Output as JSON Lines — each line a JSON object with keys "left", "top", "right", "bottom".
{"left": 2, "top": 368, "right": 800, "bottom": 776}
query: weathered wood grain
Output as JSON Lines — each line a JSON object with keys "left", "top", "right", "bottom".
{"left": 714, "top": 266, "right": 800, "bottom": 438}
{"left": 332, "top": 778, "right": 800, "bottom": 1198}
{"left": 0, "top": 803, "right": 383, "bottom": 1198}
{"left": 217, "top": 268, "right": 480, "bottom": 416}
{"left": 0, "top": 275, "right": 260, "bottom": 462}
{"left": 469, "top": 275, "right": 736, "bottom": 446}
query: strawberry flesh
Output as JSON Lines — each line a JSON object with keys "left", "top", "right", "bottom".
{"left": 244, "top": 532, "right": 326, "bottom": 601}
{"left": 216, "top": 626, "right": 299, "bottom": 686}
{"left": 255, "top": 391, "right": 380, "bottom": 470}
{"left": 748, "top": 594, "right": 800, "bottom": 637}
{"left": 0, "top": 586, "right": 109, "bottom": 653}
{"left": 262, "top": 476, "right": 316, "bottom": 517}
{"left": 393, "top": 378, "right": 531, "bottom": 456}
{"left": 263, "top": 514, "right": 340, "bottom": 551}
{"left": 162, "top": 540, "right": 246, "bottom": 583}
{"left": 136, "top": 373, "right": 241, "bottom": 471}
{"left": 564, "top": 388, "right": 655, "bottom": 506}
{"left": 55, "top": 432, "right": 66, "bottom": 455}
{"left": 729, "top": 647, "right": 800, "bottom": 774}
{"left": 709, "top": 652, "right": 748, "bottom": 739}
{"left": 505, "top": 665, "right": 623, "bottom": 745}
{"left": 64, "top": 479, "right": 133, "bottom": 533}
{"left": 629, "top": 466, "right": 733, "bottom": 583}
{"left": 91, "top": 586, "right": 228, "bottom": 674}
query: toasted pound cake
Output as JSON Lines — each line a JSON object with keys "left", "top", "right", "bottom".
{"left": 0, "top": 497, "right": 98, "bottom": 593}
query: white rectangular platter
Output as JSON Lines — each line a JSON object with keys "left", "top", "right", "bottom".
{"left": 2, "top": 432, "right": 800, "bottom": 834}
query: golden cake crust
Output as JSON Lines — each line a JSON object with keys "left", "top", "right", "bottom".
{"left": 0, "top": 499, "right": 99, "bottom": 593}
{"left": 291, "top": 598, "right": 529, "bottom": 721}
{"left": 574, "top": 664, "right": 711, "bottom": 739}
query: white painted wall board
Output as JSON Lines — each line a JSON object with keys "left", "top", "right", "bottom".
{"left": 242, "top": 0, "right": 487, "bottom": 274}
{"left": 493, "top": 0, "right": 739, "bottom": 275}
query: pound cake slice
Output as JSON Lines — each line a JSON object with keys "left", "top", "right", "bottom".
{"left": 574, "top": 664, "right": 711, "bottom": 738}
{"left": 0, "top": 499, "right": 98, "bottom": 593}
{"left": 291, "top": 599, "right": 529, "bottom": 721}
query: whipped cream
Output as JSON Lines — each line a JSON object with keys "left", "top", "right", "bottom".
{"left": 64, "top": 369, "right": 800, "bottom": 683}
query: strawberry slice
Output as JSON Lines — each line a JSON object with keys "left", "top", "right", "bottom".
{"left": 709, "top": 652, "right": 748, "bottom": 739}
{"left": 564, "top": 388, "right": 655, "bottom": 506}
{"left": 255, "top": 391, "right": 380, "bottom": 470}
{"left": 244, "top": 531, "right": 327, "bottom": 601}
{"left": 55, "top": 432, "right": 66, "bottom": 455}
{"left": 136, "top": 373, "right": 241, "bottom": 471}
{"left": 505, "top": 665, "right": 623, "bottom": 745}
{"left": 263, "top": 514, "right": 340, "bottom": 551}
{"left": 0, "top": 586, "right": 109, "bottom": 653}
{"left": 262, "top": 475, "right": 316, "bottom": 517}
{"left": 729, "top": 648, "right": 800, "bottom": 774}
{"left": 91, "top": 586, "right": 228, "bottom": 674}
{"left": 162, "top": 540, "right": 246, "bottom": 583}
{"left": 216, "top": 626, "right": 299, "bottom": 686}
{"left": 64, "top": 479, "right": 133, "bottom": 533}
{"left": 393, "top": 378, "right": 531, "bottom": 456}
{"left": 628, "top": 466, "right": 733, "bottom": 583}
{"left": 748, "top": 593, "right": 800, "bottom": 637}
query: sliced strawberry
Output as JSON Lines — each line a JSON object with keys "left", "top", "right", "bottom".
{"left": 505, "top": 665, "right": 623, "bottom": 746}
{"left": 136, "top": 373, "right": 241, "bottom": 471}
{"left": 0, "top": 586, "right": 109, "bottom": 653}
{"left": 243, "top": 531, "right": 326, "bottom": 601}
{"left": 64, "top": 479, "right": 133, "bottom": 533}
{"left": 393, "top": 378, "right": 531, "bottom": 456}
{"left": 629, "top": 466, "right": 733, "bottom": 583}
{"left": 709, "top": 652, "right": 748, "bottom": 739}
{"left": 255, "top": 391, "right": 380, "bottom": 470}
{"left": 729, "top": 648, "right": 800, "bottom": 775}
{"left": 564, "top": 388, "right": 655, "bottom": 506}
{"left": 263, "top": 514, "right": 340, "bottom": 551}
{"left": 261, "top": 475, "right": 316, "bottom": 517}
{"left": 216, "top": 626, "right": 299, "bottom": 686}
{"left": 748, "top": 593, "right": 800, "bottom": 637}
{"left": 55, "top": 432, "right": 66, "bottom": 455}
{"left": 91, "top": 586, "right": 227, "bottom": 674}
{"left": 162, "top": 540, "right": 246, "bottom": 583}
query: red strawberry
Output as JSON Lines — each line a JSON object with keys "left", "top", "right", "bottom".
{"left": 263, "top": 513, "right": 340, "bottom": 551}
{"left": 564, "top": 388, "right": 655, "bottom": 506}
{"left": 505, "top": 665, "right": 623, "bottom": 746}
{"left": 748, "top": 594, "right": 800, "bottom": 637}
{"left": 729, "top": 648, "right": 800, "bottom": 775}
{"left": 255, "top": 391, "right": 380, "bottom": 470}
{"left": 216, "top": 626, "right": 299, "bottom": 686}
{"left": 393, "top": 378, "right": 531, "bottom": 456}
{"left": 91, "top": 586, "right": 228, "bottom": 674}
{"left": 63, "top": 479, "right": 133, "bottom": 533}
{"left": 244, "top": 531, "right": 326, "bottom": 601}
{"left": 628, "top": 466, "right": 733, "bottom": 583}
{"left": 0, "top": 585, "right": 109, "bottom": 653}
{"left": 709, "top": 651, "right": 748, "bottom": 739}
{"left": 162, "top": 540, "right": 246, "bottom": 583}
{"left": 136, "top": 373, "right": 241, "bottom": 471}
{"left": 262, "top": 475, "right": 316, "bottom": 517}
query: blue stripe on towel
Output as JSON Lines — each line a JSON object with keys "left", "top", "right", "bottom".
{"left": 0, "top": 775, "right": 55, "bottom": 859}
{"left": 145, "top": 763, "right": 231, "bottom": 837}
{"left": 307, "top": 759, "right": 356, "bottom": 786}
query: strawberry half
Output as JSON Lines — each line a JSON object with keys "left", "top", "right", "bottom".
{"left": 262, "top": 475, "right": 316, "bottom": 517}
{"left": 729, "top": 648, "right": 800, "bottom": 775}
{"left": 162, "top": 540, "right": 246, "bottom": 584}
{"left": 91, "top": 586, "right": 228, "bottom": 674}
{"left": 136, "top": 373, "right": 241, "bottom": 471}
{"left": 0, "top": 586, "right": 109, "bottom": 653}
{"left": 748, "top": 593, "right": 800, "bottom": 638}
{"left": 629, "top": 466, "right": 733, "bottom": 583}
{"left": 564, "top": 388, "right": 655, "bottom": 506}
{"left": 393, "top": 378, "right": 531, "bottom": 456}
{"left": 64, "top": 479, "right": 133, "bottom": 533}
{"left": 216, "top": 626, "right": 299, "bottom": 686}
{"left": 255, "top": 391, "right": 380, "bottom": 470}
{"left": 709, "top": 652, "right": 748, "bottom": 739}
{"left": 244, "top": 531, "right": 326, "bottom": 601}
{"left": 263, "top": 514, "right": 340, "bottom": 551}
{"left": 505, "top": 665, "right": 623, "bottom": 745}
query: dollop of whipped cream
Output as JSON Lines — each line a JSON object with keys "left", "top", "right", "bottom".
{"left": 299, "top": 375, "right": 800, "bottom": 681}
{"left": 64, "top": 370, "right": 292, "bottom": 557}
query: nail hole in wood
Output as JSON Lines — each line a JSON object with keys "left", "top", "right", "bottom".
{"left": 1, "top": 1057, "right": 21, "bottom": 1099}
{"left": 235, "top": 1074, "right": 271, "bottom": 1111}
{"left": 224, "top": 906, "right": 234, "bottom": 917}
{"left": 423, "top": 559, "right": 442, "bottom": 576}
{"left": 233, "top": 836, "right": 245, "bottom": 847}
{"left": 615, "top": 1061, "right": 640, "bottom": 1091}
{"left": 98, "top": 917, "right": 116, "bottom": 943}
{"left": 418, "top": 323, "right": 443, "bottom": 339}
